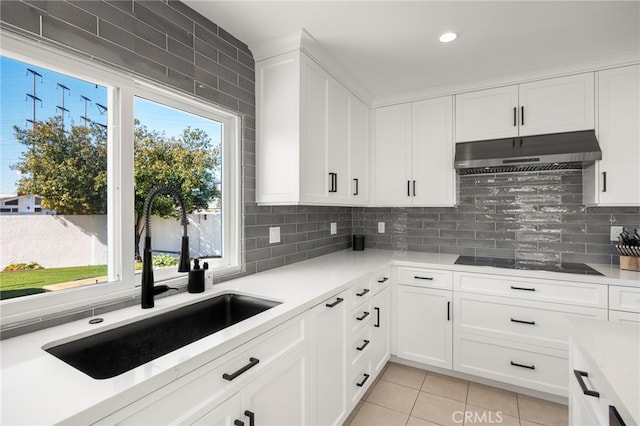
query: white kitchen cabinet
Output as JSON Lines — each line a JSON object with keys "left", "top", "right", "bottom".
{"left": 310, "top": 291, "right": 348, "bottom": 426}
{"left": 370, "top": 285, "right": 391, "bottom": 375}
{"left": 396, "top": 280, "right": 453, "bottom": 369}
{"left": 373, "top": 96, "right": 455, "bottom": 207}
{"left": 348, "top": 95, "right": 369, "bottom": 205}
{"left": 584, "top": 64, "right": 640, "bottom": 206}
{"left": 609, "top": 284, "right": 640, "bottom": 324}
{"left": 455, "top": 73, "right": 594, "bottom": 142}
{"left": 256, "top": 49, "right": 368, "bottom": 206}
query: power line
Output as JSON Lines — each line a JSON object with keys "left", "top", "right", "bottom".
{"left": 25, "top": 68, "right": 43, "bottom": 129}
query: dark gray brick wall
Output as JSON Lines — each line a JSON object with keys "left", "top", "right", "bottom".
{"left": 0, "top": 0, "right": 352, "bottom": 280}
{"left": 354, "top": 170, "right": 640, "bottom": 265}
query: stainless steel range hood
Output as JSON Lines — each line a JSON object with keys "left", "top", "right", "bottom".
{"left": 454, "top": 130, "right": 602, "bottom": 175}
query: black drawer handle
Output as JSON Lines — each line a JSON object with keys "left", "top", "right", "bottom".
{"left": 510, "top": 285, "right": 536, "bottom": 292}
{"left": 511, "top": 318, "right": 536, "bottom": 325}
{"left": 356, "top": 311, "right": 370, "bottom": 321}
{"left": 356, "top": 288, "right": 370, "bottom": 297}
{"left": 374, "top": 307, "right": 380, "bottom": 328}
{"left": 326, "top": 297, "right": 344, "bottom": 308}
{"left": 244, "top": 410, "right": 255, "bottom": 426}
{"left": 378, "top": 277, "right": 389, "bottom": 283}
{"left": 447, "top": 301, "right": 451, "bottom": 321}
{"left": 510, "top": 361, "right": 535, "bottom": 370}
{"left": 356, "top": 373, "right": 370, "bottom": 387}
{"left": 414, "top": 276, "right": 434, "bottom": 280}
{"left": 356, "top": 339, "right": 370, "bottom": 351}
{"left": 353, "top": 178, "right": 359, "bottom": 196}
{"left": 234, "top": 420, "right": 244, "bottom": 426}
{"left": 223, "top": 357, "right": 259, "bottom": 381}
{"left": 574, "top": 370, "right": 600, "bottom": 398}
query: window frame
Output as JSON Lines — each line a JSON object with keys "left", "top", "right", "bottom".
{"left": 0, "top": 31, "right": 242, "bottom": 326}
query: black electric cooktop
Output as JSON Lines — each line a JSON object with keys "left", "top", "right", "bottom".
{"left": 454, "top": 256, "right": 604, "bottom": 276}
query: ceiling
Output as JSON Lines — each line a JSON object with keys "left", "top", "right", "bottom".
{"left": 184, "top": 1, "right": 640, "bottom": 103}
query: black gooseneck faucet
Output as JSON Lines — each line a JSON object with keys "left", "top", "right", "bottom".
{"left": 141, "top": 184, "right": 191, "bottom": 309}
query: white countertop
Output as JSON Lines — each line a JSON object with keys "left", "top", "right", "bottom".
{"left": 569, "top": 317, "right": 640, "bottom": 425}
{"left": 2, "top": 249, "right": 639, "bottom": 425}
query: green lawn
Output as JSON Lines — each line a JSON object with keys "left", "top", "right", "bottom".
{"left": 0, "top": 265, "right": 107, "bottom": 300}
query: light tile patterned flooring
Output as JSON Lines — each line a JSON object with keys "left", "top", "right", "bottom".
{"left": 345, "top": 362, "right": 568, "bottom": 426}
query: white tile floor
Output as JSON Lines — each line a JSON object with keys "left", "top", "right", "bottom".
{"left": 345, "top": 362, "right": 568, "bottom": 426}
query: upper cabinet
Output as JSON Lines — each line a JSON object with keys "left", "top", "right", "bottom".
{"left": 583, "top": 65, "right": 640, "bottom": 206}
{"left": 373, "top": 96, "right": 455, "bottom": 207}
{"left": 256, "top": 49, "right": 368, "bottom": 206}
{"left": 455, "top": 73, "right": 595, "bottom": 142}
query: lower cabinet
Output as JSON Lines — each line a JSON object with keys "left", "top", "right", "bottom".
{"left": 396, "top": 284, "right": 452, "bottom": 369}
{"left": 370, "top": 286, "right": 391, "bottom": 376}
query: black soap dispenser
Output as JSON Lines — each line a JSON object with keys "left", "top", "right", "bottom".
{"left": 188, "top": 259, "right": 205, "bottom": 293}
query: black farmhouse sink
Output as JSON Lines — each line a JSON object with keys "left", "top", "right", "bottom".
{"left": 45, "top": 293, "right": 280, "bottom": 379}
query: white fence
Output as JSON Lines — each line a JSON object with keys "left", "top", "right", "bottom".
{"left": 0, "top": 213, "right": 220, "bottom": 269}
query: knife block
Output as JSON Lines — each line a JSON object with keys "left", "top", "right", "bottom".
{"left": 619, "top": 256, "right": 640, "bottom": 272}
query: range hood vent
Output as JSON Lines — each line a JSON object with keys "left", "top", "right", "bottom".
{"left": 454, "top": 130, "right": 601, "bottom": 175}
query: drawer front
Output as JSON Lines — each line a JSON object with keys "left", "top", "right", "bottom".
{"left": 370, "top": 266, "right": 391, "bottom": 292}
{"left": 397, "top": 267, "right": 453, "bottom": 290}
{"left": 348, "top": 358, "right": 372, "bottom": 407}
{"left": 101, "top": 317, "right": 307, "bottom": 425}
{"left": 349, "top": 303, "right": 373, "bottom": 335}
{"left": 350, "top": 276, "right": 373, "bottom": 309}
{"left": 348, "top": 327, "right": 372, "bottom": 368}
{"left": 454, "top": 272, "right": 607, "bottom": 308}
{"left": 609, "top": 310, "right": 640, "bottom": 324}
{"left": 455, "top": 293, "right": 607, "bottom": 350}
{"left": 609, "top": 286, "right": 640, "bottom": 313}
{"left": 454, "top": 335, "right": 568, "bottom": 396}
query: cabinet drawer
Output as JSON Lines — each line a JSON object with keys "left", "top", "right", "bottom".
{"left": 454, "top": 335, "right": 568, "bottom": 396}
{"left": 348, "top": 327, "right": 372, "bottom": 368}
{"left": 370, "top": 267, "right": 391, "bottom": 292}
{"left": 609, "top": 310, "right": 640, "bottom": 324}
{"left": 455, "top": 293, "right": 607, "bottom": 350}
{"left": 350, "top": 276, "right": 373, "bottom": 309}
{"left": 348, "top": 359, "right": 372, "bottom": 406}
{"left": 454, "top": 272, "right": 607, "bottom": 308}
{"left": 349, "top": 303, "right": 373, "bottom": 335}
{"left": 397, "top": 267, "right": 453, "bottom": 290}
{"left": 609, "top": 286, "right": 640, "bottom": 313}
{"left": 98, "top": 317, "right": 307, "bottom": 425}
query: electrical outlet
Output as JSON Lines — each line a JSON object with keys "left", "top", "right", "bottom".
{"left": 610, "top": 225, "right": 623, "bottom": 242}
{"left": 269, "top": 226, "right": 280, "bottom": 244}
{"left": 330, "top": 222, "right": 337, "bottom": 235}
{"left": 378, "top": 222, "right": 385, "bottom": 233}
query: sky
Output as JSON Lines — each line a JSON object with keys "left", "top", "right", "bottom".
{"left": 0, "top": 55, "right": 222, "bottom": 196}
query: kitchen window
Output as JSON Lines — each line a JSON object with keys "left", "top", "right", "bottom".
{"left": 0, "top": 34, "right": 241, "bottom": 325}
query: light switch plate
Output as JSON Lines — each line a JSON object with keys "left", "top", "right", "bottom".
{"left": 610, "top": 225, "right": 623, "bottom": 242}
{"left": 378, "top": 222, "right": 385, "bottom": 233}
{"left": 330, "top": 222, "right": 337, "bottom": 235}
{"left": 269, "top": 226, "right": 280, "bottom": 243}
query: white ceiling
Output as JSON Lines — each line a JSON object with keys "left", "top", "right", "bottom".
{"left": 184, "top": 1, "right": 640, "bottom": 103}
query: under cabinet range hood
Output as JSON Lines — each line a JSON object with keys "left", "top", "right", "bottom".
{"left": 454, "top": 130, "right": 602, "bottom": 175}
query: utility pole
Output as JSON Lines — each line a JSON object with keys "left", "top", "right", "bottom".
{"left": 56, "top": 83, "right": 70, "bottom": 130}
{"left": 95, "top": 102, "right": 108, "bottom": 129}
{"left": 80, "top": 95, "right": 92, "bottom": 127}
{"left": 25, "top": 68, "right": 43, "bottom": 129}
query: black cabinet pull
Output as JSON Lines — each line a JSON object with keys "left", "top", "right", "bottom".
{"left": 223, "top": 357, "right": 259, "bottom": 381}
{"left": 374, "top": 307, "right": 381, "bottom": 328}
{"left": 602, "top": 172, "right": 607, "bottom": 192}
{"left": 413, "top": 180, "right": 416, "bottom": 197}
{"left": 234, "top": 420, "right": 244, "bottom": 426}
{"left": 511, "top": 318, "right": 535, "bottom": 325}
{"left": 574, "top": 370, "right": 600, "bottom": 398}
{"left": 510, "top": 285, "right": 535, "bottom": 291}
{"left": 356, "top": 288, "right": 370, "bottom": 297}
{"left": 521, "top": 106, "right": 524, "bottom": 126}
{"left": 356, "top": 311, "right": 370, "bottom": 321}
{"left": 378, "top": 277, "right": 389, "bottom": 283}
{"left": 353, "top": 178, "right": 359, "bottom": 196}
{"left": 356, "top": 373, "right": 370, "bottom": 387}
{"left": 328, "top": 173, "right": 337, "bottom": 193}
{"left": 510, "top": 361, "right": 535, "bottom": 370}
{"left": 356, "top": 339, "right": 370, "bottom": 351}
{"left": 326, "top": 297, "right": 344, "bottom": 308}
{"left": 414, "top": 276, "right": 434, "bottom": 280}
{"left": 447, "top": 301, "right": 451, "bottom": 321}
{"left": 244, "top": 410, "right": 255, "bottom": 426}
{"left": 513, "top": 107, "right": 517, "bottom": 126}
{"left": 407, "top": 180, "right": 410, "bottom": 196}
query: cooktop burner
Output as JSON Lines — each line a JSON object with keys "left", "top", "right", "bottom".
{"left": 454, "top": 256, "right": 604, "bottom": 276}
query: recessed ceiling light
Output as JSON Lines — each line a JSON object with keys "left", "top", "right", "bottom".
{"left": 439, "top": 32, "right": 458, "bottom": 43}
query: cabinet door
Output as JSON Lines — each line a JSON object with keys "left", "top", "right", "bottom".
{"left": 596, "top": 65, "right": 640, "bottom": 205}
{"left": 242, "top": 345, "right": 310, "bottom": 426}
{"left": 300, "top": 55, "right": 328, "bottom": 203}
{"left": 311, "top": 293, "right": 347, "bottom": 426}
{"left": 518, "top": 73, "right": 594, "bottom": 136}
{"left": 192, "top": 394, "right": 242, "bottom": 426}
{"left": 370, "top": 286, "right": 391, "bottom": 375}
{"left": 396, "top": 285, "right": 452, "bottom": 369}
{"left": 412, "top": 96, "right": 455, "bottom": 206}
{"left": 349, "top": 95, "right": 369, "bottom": 205}
{"left": 373, "top": 104, "right": 412, "bottom": 206}
{"left": 455, "top": 85, "right": 519, "bottom": 142}
{"left": 327, "top": 78, "right": 350, "bottom": 203}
